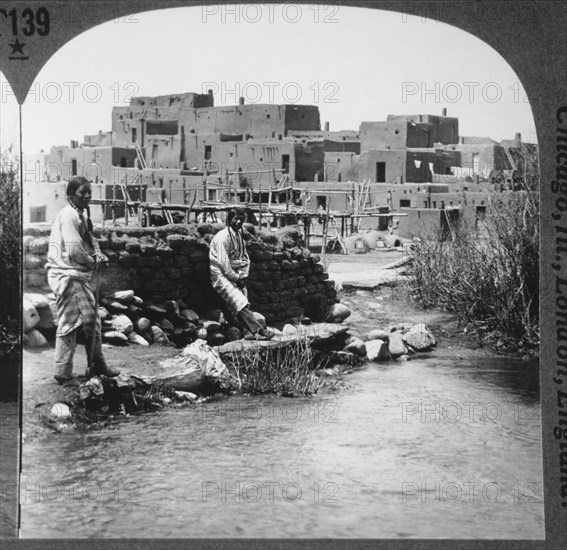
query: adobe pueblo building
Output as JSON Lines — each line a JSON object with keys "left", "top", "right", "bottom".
{"left": 24, "top": 91, "right": 532, "bottom": 239}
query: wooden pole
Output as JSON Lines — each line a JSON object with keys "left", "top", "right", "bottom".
{"left": 112, "top": 183, "right": 116, "bottom": 226}
{"left": 258, "top": 181, "right": 263, "bottom": 229}
{"left": 321, "top": 201, "right": 330, "bottom": 260}
{"left": 124, "top": 186, "right": 129, "bottom": 226}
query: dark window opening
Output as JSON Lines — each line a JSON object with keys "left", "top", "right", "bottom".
{"left": 282, "top": 154, "right": 290, "bottom": 174}
{"left": 400, "top": 199, "right": 411, "bottom": 208}
{"left": 376, "top": 162, "right": 386, "bottom": 183}
{"left": 71, "top": 159, "right": 77, "bottom": 176}
{"left": 132, "top": 127, "right": 137, "bottom": 143}
{"left": 204, "top": 145, "right": 212, "bottom": 160}
{"left": 316, "top": 195, "right": 327, "bottom": 210}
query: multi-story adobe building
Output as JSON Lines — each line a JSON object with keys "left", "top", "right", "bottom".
{"left": 23, "top": 92, "right": 531, "bottom": 236}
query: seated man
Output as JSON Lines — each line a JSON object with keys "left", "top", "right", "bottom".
{"left": 209, "top": 208, "right": 273, "bottom": 340}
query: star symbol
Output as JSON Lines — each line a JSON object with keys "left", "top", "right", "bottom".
{"left": 8, "top": 38, "right": 26, "bottom": 56}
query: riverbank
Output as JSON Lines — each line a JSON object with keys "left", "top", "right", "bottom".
{"left": 22, "top": 247, "right": 537, "bottom": 439}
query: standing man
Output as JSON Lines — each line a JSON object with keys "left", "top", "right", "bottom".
{"left": 46, "top": 177, "right": 120, "bottom": 384}
{"left": 209, "top": 208, "right": 273, "bottom": 339}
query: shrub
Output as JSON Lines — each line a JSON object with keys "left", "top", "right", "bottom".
{"left": 407, "top": 144, "right": 539, "bottom": 349}
{"left": 0, "top": 149, "right": 21, "bottom": 354}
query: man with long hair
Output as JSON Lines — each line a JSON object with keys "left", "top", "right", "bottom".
{"left": 209, "top": 208, "right": 273, "bottom": 339}
{"left": 46, "top": 176, "right": 120, "bottom": 384}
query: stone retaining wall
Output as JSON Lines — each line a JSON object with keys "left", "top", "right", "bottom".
{"left": 23, "top": 223, "right": 337, "bottom": 324}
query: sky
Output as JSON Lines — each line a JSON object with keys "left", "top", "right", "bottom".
{"left": 0, "top": 4, "right": 537, "bottom": 156}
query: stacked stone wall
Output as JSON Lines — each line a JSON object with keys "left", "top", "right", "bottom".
{"left": 23, "top": 223, "right": 337, "bottom": 324}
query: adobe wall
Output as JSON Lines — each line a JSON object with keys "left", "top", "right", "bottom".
{"left": 23, "top": 224, "right": 337, "bottom": 325}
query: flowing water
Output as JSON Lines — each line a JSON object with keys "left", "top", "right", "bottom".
{"left": 20, "top": 356, "right": 544, "bottom": 539}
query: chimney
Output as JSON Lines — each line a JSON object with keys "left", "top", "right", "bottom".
{"left": 515, "top": 132, "right": 522, "bottom": 143}
{"left": 324, "top": 121, "right": 330, "bottom": 132}
{"left": 442, "top": 107, "right": 447, "bottom": 116}
{"left": 239, "top": 96, "right": 245, "bottom": 105}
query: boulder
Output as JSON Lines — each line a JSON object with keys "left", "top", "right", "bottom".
{"left": 202, "top": 308, "right": 223, "bottom": 323}
{"left": 111, "top": 314, "right": 134, "bottom": 335}
{"left": 102, "top": 331, "right": 129, "bottom": 345}
{"left": 160, "top": 318, "right": 175, "bottom": 333}
{"left": 325, "top": 303, "right": 351, "bottom": 323}
{"left": 165, "top": 300, "right": 181, "bottom": 316}
{"left": 366, "top": 339, "right": 390, "bottom": 361}
{"left": 364, "top": 329, "right": 390, "bottom": 342}
{"left": 174, "top": 391, "right": 197, "bottom": 402}
{"left": 208, "top": 332, "right": 226, "bottom": 346}
{"left": 202, "top": 320, "right": 222, "bottom": 333}
{"left": 128, "top": 332, "right": 150, "bottom": 346}
{"left": 132, "top": 295, "right": 144, "bottom": 307}
{"left": 24, "top": 292, "right": 49, "bottom": 309}
{"left": 181, "top": 309, "right": 200, "bottom": 323}
{"left": 23, "top": 297, "right": 40, "bottom": 332}
{"left": 151, "top": 325, "right": 172, "bottom": 346}
{"left": 49, "top": 403, "right": 71, "bottom": 420}
{"left": 25, "top": 329, "right": 48, "bottom": 348}
{"left": 157, "top": 339, "right": 232, "bottom": 393}
{"left": 135, "top": 317, "right": 151, "bottom": 332}
{"left": 403, "top": 323, "right": 436, "bottom": 351}
{"left": 111, "top": 290, "right": 135, "bottom": 304}
{"left": 98, "top": 307, "right": 110, "bottom": 320}
{"left": 388, "top": 332, "right": 407, "bottom": 357}
{"left": 344, "top": 337, "right": 367, "bottom": 357}
{"left": 104, "top": 300, "right": 129, "bottom": 313}
{"left": 225, "top": 326, "right": 243, "bottom": 342}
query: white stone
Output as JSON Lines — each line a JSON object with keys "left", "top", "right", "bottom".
{"left": 111, "top": 314, "right": 134, "bottom": 334}
{"left": 366, "top": 339, "right": 390, "bottom": 361}
{"left": 25, "top": 329, "right": 48, "bottom": 348}
{"left": 128, "top": 332, "right": 149, "bottom": 346}
{"left": 23, "top": 297, "right": 40, "bottom": 332}
{"left": 403, "top": 323, "right": 436, "bottom": 351}
{"left": 50, "top": 403, "right": 71, "bottom": 420}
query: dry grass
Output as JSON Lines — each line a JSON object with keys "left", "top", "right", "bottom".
{"left": 225, "top": 336, "right": 327, "bottom": 396}
{"left": 407, "top": 145, "right": 539, "bottom": 350}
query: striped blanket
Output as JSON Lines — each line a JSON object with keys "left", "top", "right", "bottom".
{"left": 48, "top": 271, "right": 98, "bottom": 338}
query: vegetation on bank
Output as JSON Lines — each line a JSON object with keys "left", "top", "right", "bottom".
{"left": 226, "top": 336, "right": 328, "bottom": 396}
{"left": 0, "top": 149, "right": 21, "bottom": 355}
{"left": 406, "top": 144, "right": 539, "bottom": 352}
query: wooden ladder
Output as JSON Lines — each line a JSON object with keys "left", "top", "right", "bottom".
{"left": 322, "top": 212, "right": 348, "bottom": 255}
{"left": 134, "top": 142, "right": 147, "bottom": 169}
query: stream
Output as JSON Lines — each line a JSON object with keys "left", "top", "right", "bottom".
{"left": 20, "top": 355, "right": 544, "bottom": 538}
